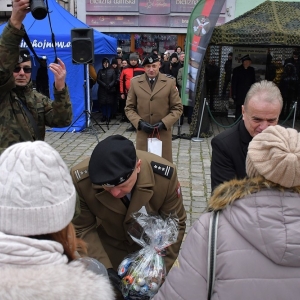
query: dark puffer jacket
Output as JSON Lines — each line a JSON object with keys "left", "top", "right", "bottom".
{"left": 96, "top": 58, "right": 116, "bottom": 105}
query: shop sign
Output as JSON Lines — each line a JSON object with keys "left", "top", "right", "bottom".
{"left": 86, "top": 0, "right": 139, "bottom": 12}
{"left": 138, "top": 15, "right": 170, "bottom": 27}
{"left": 86, "top": 15, "right": 139, "bottom": 26}
{"left": 170, "top": 16, "right": 190, "bottom": 28}
{"left": 171, "top": 0, "right": 200, "bottom": 12}
{"left": 139, "top": 0, "right": 170, "bottom": 14}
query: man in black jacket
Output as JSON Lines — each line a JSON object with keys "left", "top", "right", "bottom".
{"left": 231, "top": 54, "right": 256, "bottom": 120}
{"left": 210, "top": 80, "right": 283, "bottom": 191}
{"left": 221, "top": 52, "right": 232, "bottom": 97}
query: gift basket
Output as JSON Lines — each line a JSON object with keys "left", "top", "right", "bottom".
{"left": 117, "top": 212, "right": 178, "bottom": 300}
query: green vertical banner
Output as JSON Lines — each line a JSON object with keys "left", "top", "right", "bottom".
{"left": 181, "top": 0, "right": 226, "bottom": 107}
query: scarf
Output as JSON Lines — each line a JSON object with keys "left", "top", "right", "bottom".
{"left": 0, "top": 231, "right": 68, "bottom": 266}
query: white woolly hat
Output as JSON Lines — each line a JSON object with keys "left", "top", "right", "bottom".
{"left": 0, "top": 141, "right": 76, "bottom": 236}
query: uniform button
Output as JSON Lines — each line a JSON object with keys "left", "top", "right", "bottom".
{"left": 151, "top": 114, "right": 153, "bottom": 116}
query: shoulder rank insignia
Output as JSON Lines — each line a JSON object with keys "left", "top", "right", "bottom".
{"left": 73, "top": 167, "right": 89, "bottom": 182}
{"left": 151, "top": 161, "right": 174, "bottom": 179}
{"left": 165, "top": 74, "right": 175, "bottom": 79}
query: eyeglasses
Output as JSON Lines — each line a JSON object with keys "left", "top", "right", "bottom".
{"left": 117, "top": 52, "right": 121, "bottom": 54}
{"left": 13, "top": 66, "right": 32, "bottom": 73}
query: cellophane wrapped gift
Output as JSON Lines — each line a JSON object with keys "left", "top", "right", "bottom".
{"left": 117, "top": 212, "right": 178, "bottom": 300}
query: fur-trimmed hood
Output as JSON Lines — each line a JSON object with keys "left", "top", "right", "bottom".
{"left": 208, "top": 176, "right": 300, "bottom": 267}
{"left": 0, "top": 262, "right": 115, "bottom": 299}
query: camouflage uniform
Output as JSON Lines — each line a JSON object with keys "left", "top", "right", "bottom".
{"left": 0, "top": 21, "right": 73, "bottom": 154}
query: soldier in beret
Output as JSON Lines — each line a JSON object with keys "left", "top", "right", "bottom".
{"left": 71, "top": 135, "right": 186, "bottom": 297}
{"left": 125, "top": 53, "right": 183, "bottom": 162}
{"left": 0, "top": 0, "right": 72, "bottom": 154}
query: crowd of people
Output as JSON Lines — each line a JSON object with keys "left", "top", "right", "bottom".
{"left": 2, "top": 1, "right": 300, "bottom": 299}
{"left": 206, "top": 50, "right": 300, "bottom": 121}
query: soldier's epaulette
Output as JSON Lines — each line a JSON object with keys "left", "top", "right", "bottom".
{"left": 151, "top": 161, "right": 174, "bottom": 179}
{"left": 73, "top": 167, "right": 89, "bottom": 182}
{"left": 164, "top": 74, "right": 175, "bottom": 79}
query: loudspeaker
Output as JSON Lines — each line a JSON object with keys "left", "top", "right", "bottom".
{"left": 71, "top": 28, "right": 94, "bottom": 64}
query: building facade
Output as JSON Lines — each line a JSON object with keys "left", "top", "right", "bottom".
{"left": 77, "top": 0, "right": 229, "bottom": 55}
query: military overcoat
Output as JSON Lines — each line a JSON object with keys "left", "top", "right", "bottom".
{"left": 125, "top": 73, "right": 183, "bottom": 162}
{"left": 71, "top": 150, "right": 186, "bottom": 273}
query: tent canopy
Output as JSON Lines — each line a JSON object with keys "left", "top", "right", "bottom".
{"left": 0, "top": 0, "right": 117, "bottom": 132}
{"left": 210, "top": 1, "right": 300, "bottom": 47}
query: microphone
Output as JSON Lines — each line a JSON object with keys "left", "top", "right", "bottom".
{"left": 76, "top": 257, "right": 108, "bottom": 277}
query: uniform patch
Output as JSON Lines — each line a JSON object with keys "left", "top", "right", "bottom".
{"left": 151, "top": 161, "right": 174, "bottom": 179}
{"left": 164, "top": 74, "right": 175, "bottom": 79}
{"left": 73, "top": 168, "right": 89, "bottom": 182}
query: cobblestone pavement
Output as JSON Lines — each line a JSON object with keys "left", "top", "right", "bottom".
{"left": 45, "top": 113, "right": 299, "bottom": 235}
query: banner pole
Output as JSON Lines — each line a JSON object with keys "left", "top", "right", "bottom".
{"left": 192, "top": 98, "right": 206, "bottom": 142}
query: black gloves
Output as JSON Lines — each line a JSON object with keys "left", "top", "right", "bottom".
{"left": 153, "top": 121, "right": 166, "bottom": 131}
{"left": 138, "top": 120, "right": 155, "bottom": 134}
{"left": 107, "top": 268, "right": 122, "bottom": 292}
{"left": 138, "top": 120, "right": 166, "bottom": 133}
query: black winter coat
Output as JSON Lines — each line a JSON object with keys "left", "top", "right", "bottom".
{"left": 210, "top": 120, "right": 252, "bottom": 191}
{"left": 97, "top": 64, "right": 116, "bottom": 106}
{"left": 231, "top": 65, "right": 256, "bottom": 105}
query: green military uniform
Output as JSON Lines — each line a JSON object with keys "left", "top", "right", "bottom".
{"left": 71, "top": 150, "right": 186, "bottom": 273}
{"left": 0, "top": 21, "right": 72, "bottom": 154}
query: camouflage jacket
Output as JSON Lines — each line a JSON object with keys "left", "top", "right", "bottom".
{"left": 0, "top": 21, "right": 73, "bottom": 154}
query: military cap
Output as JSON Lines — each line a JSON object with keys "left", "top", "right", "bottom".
{"left": 18, "top": 48, "right": 32, "bottom": 63}
{"left": 88, "top": 135, "right": 137, "bottom": 187}
{"left": 142, "top": 53, "right": 159, "bottom": 66}
{"left": 241, "top": 54, "right": 251, "bottom": 62}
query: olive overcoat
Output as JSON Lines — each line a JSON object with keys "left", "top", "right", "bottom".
{"left": 125, "top": 73, "right": 183, "bottom": 162}
{"left": 71, "top": 150, "right": 186, "bottom": 273}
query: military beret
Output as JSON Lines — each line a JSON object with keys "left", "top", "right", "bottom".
{"left": 142, "top": 53, "right": 159, "bottom": 66}
{"left": 89, "top": 135, "right": 137, "bottom": 187}
{"left": 241, "top": 54, "right": 251, "bottom": 62}
{"left": 18, "top": 48, "right": 32, "bottom": 63}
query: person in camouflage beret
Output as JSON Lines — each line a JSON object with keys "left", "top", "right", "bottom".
{"left": 0, "top": 0, "right": 73, "bottom": 154}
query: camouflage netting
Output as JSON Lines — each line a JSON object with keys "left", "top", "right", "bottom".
{"left": 210, "top": 1, "right": 300, "bottom": 47}
{"left": 189, "top": 1, "right": 300, "bottom": 138}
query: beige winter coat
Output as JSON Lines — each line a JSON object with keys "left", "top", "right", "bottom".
{"left": 125, "top": 72, "right": 182, "bottom": 162}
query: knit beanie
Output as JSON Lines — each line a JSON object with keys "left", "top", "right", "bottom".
{"left": 129, "top": 53, "right": 139, "bottom": 61}
{"left": 246, "top": 125, "right": 300, "bottom": 188}
{"left": 111, "top": 58, "right": 118, "bottom": 65}
{"left": 0, "top": 141, "right": 76, "bottom": 236}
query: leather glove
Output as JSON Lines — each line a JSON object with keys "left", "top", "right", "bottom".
{"left": 153, "top": 121, "right": 166, "bottom": 131}
{"left": 107, "top": 268, "right": 122, "bottom": 292}
{"left": 138, "top": 120, "right": 155, "bottom": 134}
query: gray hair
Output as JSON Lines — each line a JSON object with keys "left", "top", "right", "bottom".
{"left": 244, "top": 80, "right": 283, "bottom": 109}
